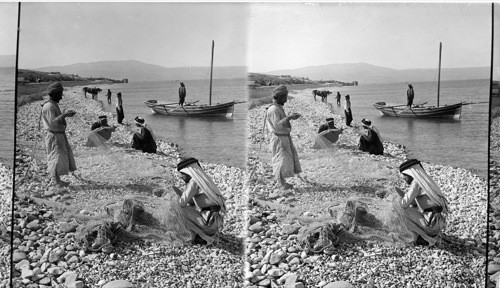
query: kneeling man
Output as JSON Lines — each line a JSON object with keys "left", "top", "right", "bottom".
{"left": 174, "top": 157, "right": 226, "bottom": 245}
{"left": 396, "top": 159, "right": 449, "bottom": 246}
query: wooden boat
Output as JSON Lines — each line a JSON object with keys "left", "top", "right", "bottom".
{"left": 373, "top": 42, "right": 464, "bottom": 119}
{"left": 373, "top": 102, "right": 462, "bottom": 119}
{"left": 145, "top": 41, "right": 237, "bottom": 117}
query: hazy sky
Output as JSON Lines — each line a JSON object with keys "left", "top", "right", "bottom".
{"left": 18, "top": 3, "right": 249, "bottom": 69}
{"left": 495, "top": 2, "right": 499, "bottom": 80}
{"left": 248, "top": 3, "right": 492, "bottom": 72}
{"left": 0, "top": 3, "right": 18, "bottom": 55}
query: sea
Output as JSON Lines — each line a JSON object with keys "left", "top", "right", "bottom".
{"left": 0, "top": 67, "right": 15, "bottom": 167}
{"left": 324, "top": 79, "right": 490, "bottom": 177}
{"left": 98, "top": 78, "right": 248, "bottom": 169}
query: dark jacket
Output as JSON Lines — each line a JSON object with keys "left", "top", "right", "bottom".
{"left": 132, "top": 127, "right": 157, "bottom": 153}
{"left": 359, "top": 129, "right": 384, "bottom": 155}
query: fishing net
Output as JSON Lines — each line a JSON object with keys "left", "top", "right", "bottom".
{"left": 295, "top": 193, "right": 415, "bottom": 254}
{"left": 74, "top": 194, "right": 192, "bottom": 252}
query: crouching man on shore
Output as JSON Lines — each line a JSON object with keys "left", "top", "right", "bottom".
{"left": 395, "top": 159, "right": 449, "bottom": 246}
{"left": 173, "top": 157, "right": 226, "bottom": 245}
{"left": 86, "top": 115, "right": 117, "bottom": 147}
{"left": 356, "top": 118, "right": 384, "bottom": 156}
{"left": 41, "top": 82, "right": 77, "bottom": 189}
{"left": 131, "top": 116, "right": 157, "bottom": 153}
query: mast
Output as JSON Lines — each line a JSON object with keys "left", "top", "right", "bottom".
{"left": 437, "top": 42, "right": 442, "bottom": 107}
{"left": 209, "top": 40, "right": 214, "bottom": 106}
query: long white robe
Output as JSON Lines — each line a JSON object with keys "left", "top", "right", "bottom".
{"left": 266, "top": 104, "right": 301, "bottom": 180}
{"left": 41, "top": 100, "right": 76, "bottom": 178}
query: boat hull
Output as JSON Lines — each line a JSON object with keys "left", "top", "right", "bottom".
{"left": 145, "top": 100, "right": 234, "bottom": 117}
{"left": 373, "top": 102, "right": 462, "bottom": 119}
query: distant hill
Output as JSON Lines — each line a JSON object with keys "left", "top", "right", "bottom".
{"left": 0, "top": 55, "right": 15, "bottom": 68}
{"left": 264, "top": 62, "right": 490, "bottom": 84}
{"left": 31, "top": 60, "right": 247, "bottom": 82}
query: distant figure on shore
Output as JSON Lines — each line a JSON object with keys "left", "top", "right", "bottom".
{"left": 266, "top": 85, "right": 302, "bottom": 189}
{"left": 86, "top": 115, "right": 116, "bottom": 147}
{"left": 173, "top": 157, "right": 226, "bottom": 245}
{"left": 356, "top": 118, "right": 384, "bottom": 155}
{"left": 131, "top": 116, "right": 157, "bottom": 154}
{"left": 179, "top": 82, "right": 186, "bottom": 106}
{"left": 318, "top": 118, "right": 337, "bottom": 133}
{"left": 344, "top": 94, "right": 353, "bottom": 126}
{"left": 407, "top": 84, "right": 415, "bottom": 108}
{"left": 336, "top": 92, "right": 341, "bottom": 106}
{"left": 116, "top": 92, "right": 124, "bottom": 124}
{"left": 395, "top": 159, "right": 449, "bottom": 246}
{"left": 106, "top": 89, "right": 112, "bottom": 104}
{"left": 41, "top": 82, "right": 77, "bottom": 189}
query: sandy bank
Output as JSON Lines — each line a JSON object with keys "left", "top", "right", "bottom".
{"left": 245, "top": 88, "right": 487, "bottom": 287}
{"left": 13, "top": 85, "right": 247, "bottom": 287}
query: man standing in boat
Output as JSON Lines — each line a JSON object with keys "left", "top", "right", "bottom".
{"left": 266, "top": 85, "right": 302, "bottom": 189}
{"left": 179, "top": 82, "right": 186, "bottom": 106}
{"left": 407, "top": 84, "right": 415, "bottom": 108}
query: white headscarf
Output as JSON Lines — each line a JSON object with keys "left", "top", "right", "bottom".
{"left": 401, "top": 163, "right": 449, "bottom": 215}
{"left": 180, "top": 163, "right": 227, "bottom": 214}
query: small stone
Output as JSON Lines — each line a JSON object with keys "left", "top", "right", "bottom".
{"left": 102, "top": 280, "right": 135, "bottom": 288}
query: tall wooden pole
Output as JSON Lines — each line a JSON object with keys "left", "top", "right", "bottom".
{"left": 209, "top": 40, "right": 214, "bottom": 106}
{"left": 437, "top": 42, "right": 442, "bottom": 107}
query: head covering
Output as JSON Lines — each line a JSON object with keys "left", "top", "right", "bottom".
{"left": 177, "top": 157, "right": 199, "bottom": 171}
{"left": 134, "top": 116, "right": 145, "bottom": 125}
{"left": 408, "top": 84, "right": 413, "bottom": 88}
{"left": 361, "top": 118, "right": 372, "bottom": 128}
{"left": 399, "top": 159, "right": 421, "bottom": 173}
{"left": 272, "top": 85, "right": 288, "bottom": 100}
{"left": 177, "top": 158, "right": 227, "bottom": 214}
{"left": 48, "top": 82, "right": 63, "bottom": 96}
{"left": 98, "top": 115, "right": 107, "bottom": 120}
{"left": 326, "top": 118, "right": 334, "bottom": 122}
{"left": 399, "top": 159, "right": 449, "bottom": 215}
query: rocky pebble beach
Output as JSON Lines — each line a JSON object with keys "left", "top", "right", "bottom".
{"left": 245, "top": 89, "right": 487, "bottom": 288}
{"left": 487, "top": 115, "right": 500, "bottom": 288}
{"left": 0, "top": 164, "right": 12, "bottom": 288}
{"left": 12, "top": 87, "right": 247, "bottom": 287}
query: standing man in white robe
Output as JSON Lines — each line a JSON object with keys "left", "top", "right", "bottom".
{"left": 266, "top": 85, "right": 302, "bottom": 189}
{"left": 41, "top": 82, "right": 77, "bottom": 189}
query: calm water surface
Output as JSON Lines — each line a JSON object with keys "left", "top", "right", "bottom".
{"left": 98, "top": 78, "right": 247, "bottom": 168}
{"left": 321, "top": 79, "right": 489, "bottom": 176}
{"left": 0, "top": 67, "right": 15, "bottom": 166}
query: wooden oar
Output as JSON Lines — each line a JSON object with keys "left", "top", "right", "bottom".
{"left": 461, "top": 101, "right": 489, "bottom": 106}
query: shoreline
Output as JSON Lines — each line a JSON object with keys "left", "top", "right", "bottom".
{"left": 245, "top": 88, "right": 487, "bottom": 287}
{"left": 13, "top": 86, "right": 248, "bottom": 287}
